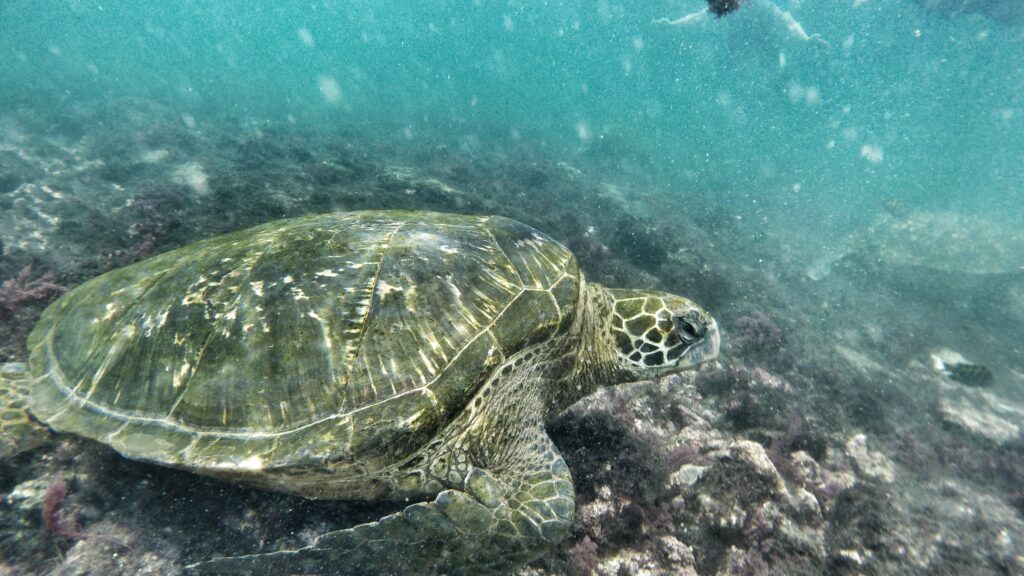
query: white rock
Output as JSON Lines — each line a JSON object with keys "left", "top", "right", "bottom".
{"left": 844, "top": 434, "right": 895, "bottom": 484}
{"left": 937, "top": 387, "right": 1024, "bottom": 445}
{"left": 670, "top": 464, "right": 707, "bottom": 488}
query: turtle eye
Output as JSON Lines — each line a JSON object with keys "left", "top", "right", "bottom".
{"left": 673, "top": 315, "right": 705, "bottom": 343}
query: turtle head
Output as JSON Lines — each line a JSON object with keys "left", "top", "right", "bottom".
{"left": 605, "top": 289, "right": 719, "bottom": 378}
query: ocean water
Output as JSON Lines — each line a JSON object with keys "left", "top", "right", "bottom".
{"left": 5, "top": 1, "right": 1022, "bottom": 226}
{"left": 2, "top": 1, "right": 1023, "bottom": 574}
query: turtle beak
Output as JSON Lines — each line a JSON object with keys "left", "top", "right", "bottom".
{"left": 677, "top": 318, "right": 719, "bottom": 369}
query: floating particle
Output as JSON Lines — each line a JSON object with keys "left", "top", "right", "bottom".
{"left": 318, "top": 75, "right": 342, "bottom": 104}
{"left": 860, "top": 144, "right": 884, "bottom": 164}
{"left": 575, "top": 122, "right": 591, "bottom": 142}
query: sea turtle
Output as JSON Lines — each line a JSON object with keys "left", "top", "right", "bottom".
{"left": 0, "top": 210, "right": 719, "bottom": 574}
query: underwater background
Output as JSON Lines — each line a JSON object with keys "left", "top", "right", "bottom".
{"left": 5, "top": 0, "right": 1024, "bottom": 228}
{"left": 2, "top": 1, "right": 1023, "bottom": 574}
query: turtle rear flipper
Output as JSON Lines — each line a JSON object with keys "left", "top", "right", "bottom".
{"left": 0, "top": 362, "right": 49, "bottom": 459}
{"left": 187, "top": 428, "right": 574, "bottom": 575}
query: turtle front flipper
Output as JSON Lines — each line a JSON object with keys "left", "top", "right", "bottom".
{"left": 0, "top": 362, "right": 49, "bottom": 459}
{"left": 187, "top": 429, "right": 575, "bottom": 576}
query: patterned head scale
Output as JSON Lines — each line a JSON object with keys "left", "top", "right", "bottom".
{"left": 608, "top": 289, "right": 719, "bottom": 373}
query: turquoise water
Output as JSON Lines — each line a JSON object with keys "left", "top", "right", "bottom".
{"left": 4, "top": 1, "right": 1021, "bottom": 230}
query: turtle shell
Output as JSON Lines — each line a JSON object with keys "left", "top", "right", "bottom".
{"left": 27, "top": 211, "right": 579, "bottom": 474}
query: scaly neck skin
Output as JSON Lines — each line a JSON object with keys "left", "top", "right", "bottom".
{"left": 541, "top": 280, "right": 631, "bottom": 416}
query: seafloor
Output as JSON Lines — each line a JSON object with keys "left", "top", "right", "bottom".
{"left": 1, "top": 98, "right": 1023, "bottom": 575}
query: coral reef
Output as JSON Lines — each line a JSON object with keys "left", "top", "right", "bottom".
{"left": 1, "top": 96, "right": 1023, "bottom": 575}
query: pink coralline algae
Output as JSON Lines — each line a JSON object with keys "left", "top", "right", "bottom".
{"left": 730, "top": 311, "right": 784, "bottom": 356}
{"left": 42, "top": 475, "right": 130, "bottom": 550}
{"left": 42, "top": 476, "right": 88, "bottom": 541}
{"left": 0, "top": 266, "right": 66, "bottom": 319}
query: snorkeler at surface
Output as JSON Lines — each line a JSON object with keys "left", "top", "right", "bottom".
{"left": 653, "top": 0, "right": 831, "bottom": 48}
{"left": 708, "top": 0, "right": 746, "bottom": 17}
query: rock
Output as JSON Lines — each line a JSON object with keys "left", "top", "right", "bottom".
{"left": 375, "top": 166, "right": 470, "bottom": 209}
{"left": 789, "top": 450, "right": 857, "bottom": 512}
{"left": 827, "top": 477, "right": 1024, "bottom": 574}
{"left": 669, "top": 464, "right": 707, "bottom": 488}
{"left": 657, "top": 535, "right": 697, "bottom": 570}
{"left": 936, "top": 384, "right": 1024, "bottom": 445}
{"left": 834, "top": 547, "right": 869, "bottom": 567}
{"left": 855, "top": 211, "right": 1024, "bottom": 276}
{"left": 679, "top": 440, "right": 828, "bottom": 573}
{"left": 719, "top": 546, "right": 770, "bottom": 575}
{"left": 0, "top": 183, "right": 64, "bottom": 255}
{"left": 834, "top": 344, "right": 888, "bottom": 377}
{"left": 5, "top": 477, "right": 49, "bottom": 516}
{"left": 576, "top": 487, "right": 618, "bottom": 545}
{"left": 712, "top": 440, "right": 788, "bottom": 497}
{"left": 844, "top": 434, "right": 896, "bottom": 484}
{"left": 597, "top": 538, "right": 698, "bottom": 576}
{"left": 0, "top": 478, "right": 51, "bottom": 567}
{"left": 50, "top": 525, "right": 181, "bottom": 576}
{"left": 842, "top": 211, "right": 1024, "bottom": 310}
{"left": 169, "top": 162, "right": 210, "bottom": 195}
{"left": 681, "top": 441, "right": 789, "bottom": 538}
